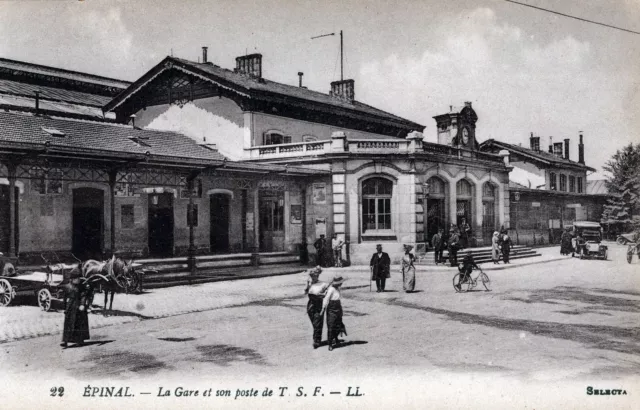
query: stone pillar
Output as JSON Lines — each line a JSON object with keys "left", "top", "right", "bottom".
{"left": 252, "top": 185, "right": 260, "bottom": 266}
{"left": 300, "top": 183, "right": 308, "bottom": 264}
{"left": 187, "top": 177, "right": 197, "bottom": 277}
{"left": 331, "top": 131, "right": 347, "bottom": 153}
{"left": 406, "top": 131, "right": 424, "bottom": 153}
{"left": 108, "top": 169, "right": 117, "bottom": 256}
{"left": 415, "top": 179, "right": 425, "bottom": 245}
{"left": 7, "top": 163, "right": 17, "bottom": 257}
{"left": 332, "top": 172, "right": 346, "bottom": 239}
{"left": 449, "top": 182, "right": 457, "bottom": 229}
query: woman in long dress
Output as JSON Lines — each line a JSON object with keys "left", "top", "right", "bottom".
{"left": 502, "top": 233, "right": 512, "bottom": 264}
{"left": 61, "top": 268, "right": 91, "bottom": 348}
{"left": 321, "top": 275, "right": 347, "bottom": 351}
{"left": 304, "top": 266, "right": 328, "bottom": 349}
{"left": 560, "top": 228, "right": 573, "bottom": 255}
{"left": 491, "top": 231, "right": 501, "bottom": 264}
{"left": 401, "top": 244, "right": 416, "bottom": 292}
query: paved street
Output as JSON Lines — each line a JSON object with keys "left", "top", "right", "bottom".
{"left": 1, "top": 244, "right": 638, "bottom": 409}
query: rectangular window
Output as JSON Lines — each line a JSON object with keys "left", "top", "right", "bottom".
{"left": 31, "top": 168, "right": 63, "bottom": 194}
{"left": 549, "top": 173, "right": 557, "bottom": 190}
{"left": 559, "top": 174, "right": 567, "bottom": 192}
{"left": 569, "top": 176, "right": 576, "bottom": 193}
{"left": 577, "top": 177, "right": 583, "bottom": 193}
{"left": 121, "top": 205, "right": 134, "bottom": 228}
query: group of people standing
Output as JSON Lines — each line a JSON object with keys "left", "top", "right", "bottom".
{"left": 313, "top": 233, "right": 345, "bottom": 268}
{"left": 430, "top": 218, "right": 472, "bottom": 267}
{"left": 491, "top": 229, "right": 513, "bottom": 264}
{"left": 305, "top": 267, "right": 347, "bottom": 351}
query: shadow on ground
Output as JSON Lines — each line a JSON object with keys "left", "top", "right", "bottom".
{"left": 195, "top": 344, "right": 269, "bottom": 367}
{"left": 76, "top": 350, "right": 173, "bottom": 379}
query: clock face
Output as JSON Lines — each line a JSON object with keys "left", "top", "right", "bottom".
{"left": 462, "top": 128, "right": 469, "bottom": 145}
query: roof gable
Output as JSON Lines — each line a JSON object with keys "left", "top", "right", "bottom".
{"left": 104, "top": 56, "right": 424, "bottom": 135}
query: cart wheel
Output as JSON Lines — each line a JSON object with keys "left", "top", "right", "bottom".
{"left": 617, "top": 237, "right": 626, "bottom": 245}
{"left": 0, "top": 278, "right": 13, "bottom": 306}
{"left": 38, "top": 288, "right": 52, "bottom": 312}
{"left": 628, "top": 247, "right": 634, "bottom": 264}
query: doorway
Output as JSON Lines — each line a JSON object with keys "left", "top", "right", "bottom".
{"left": 259, "top": 190, "right": 285, "bottom": 252}
{"left": 210, "top": 193, "right": 230, "bottom": 253}
{"left": 148, "top": 193, "right": 174, "bottom": 257}
{"left": 72, "top": 188, "right": 104, "bottom": 260}
{"left": 426, "top": 198, "right": 445, "bottom": 244}
{"left": 0, "top": 186, "right": 19, "bottom": 254}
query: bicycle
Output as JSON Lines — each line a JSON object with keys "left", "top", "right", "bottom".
{"left": 453, "top": 267, "right": 491, "bottom": 292}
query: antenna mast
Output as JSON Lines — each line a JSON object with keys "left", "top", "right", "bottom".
{"left": 312, "top": 30, "right": 344, "bottom": 80}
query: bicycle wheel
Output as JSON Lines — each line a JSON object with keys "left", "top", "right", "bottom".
{"left": 480, "top": 272, "right": 491, "bottom": 291}
{"left": 453, "top": 273, "right": 471, "bottom": 292}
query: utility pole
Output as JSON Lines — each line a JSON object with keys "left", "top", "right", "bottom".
{"left": 311, "top": 30, "right": 344, "bottom": 80}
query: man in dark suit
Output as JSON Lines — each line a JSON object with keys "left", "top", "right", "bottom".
{"left": 370, "top": 244, "right": 391, "bottom": 292}
{"left": 314, "top": 234, "right": 328, "bottom": 267}
{"left": 431, "top": 228, "right": 446, "bottom": 265}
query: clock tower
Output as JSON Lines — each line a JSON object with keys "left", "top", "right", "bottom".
{"left": 433, "top": 101, "right": 478, "bottom": 150}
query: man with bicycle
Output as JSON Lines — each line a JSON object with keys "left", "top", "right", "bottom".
{"left": 456, "top": 254, "right": 480, "bottom": 291}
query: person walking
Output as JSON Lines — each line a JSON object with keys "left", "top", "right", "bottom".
{"left": 321, "top": 274, "right": 347, "bottom": 351}
{"left": 431, "top": 229, "right": 445, "bottom": 265}
{"left": 60, "top": 267, "right": 92, "bottom": 348}
{"left": 331, "top": 234, "right": 344, "bottom": 268}
{"left": 459, "top": 218, "right": 472, "bottom": 249}
{"left": 304, "top": 266, "right": 328, "bottom": 349}
{"left": 401, "top": 244, "right": 416, "bottom": 292}
{"left": 370, "top": 244, "right": 391, "bottom": 292}
{"left": 491, "top": 231, "right": 501, "bottom": 264}
{"left": 448, "top": 229, "right": 460, "bottom": 267}
{"left": 560, "top": 228, "right": 573, "bottom": 256}
{"left": 501, "top": 232, "right": 512, "bottom": 264}
{"left": 314, "top": 234, "right": 328, "bottom": 267}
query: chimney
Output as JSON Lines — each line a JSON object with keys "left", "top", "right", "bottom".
{"left": 235, "top": 53, "right": 262, "bottom": 78}
{"left": 34, "top": 91, "right": 40, "bottom": 115}
{"left": 330, "top": 79, "right": 355, "bottom": 103}
{"left": 548, "top": 136, "right": 553, "bottom": 153}
{"left": 564, "top": 138, "right": 570, "bottom": 160}
{"left": 298, "top": 72, "right": 303, "bottom": 87}
{"left": 202, "top": 47, "right": 208, "bottom": 64}
{"left": 529, "top": 132, "right": 540, "bottom": 151}
{"left": 578, "top": 132, "right": 585, "bottom": 164}
{"left": 553, "top": 142, "right": 563, "bottom": 158}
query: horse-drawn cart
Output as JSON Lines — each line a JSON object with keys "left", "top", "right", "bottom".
{"left": 0, "top": 270, "right": 66, "bottom": 311}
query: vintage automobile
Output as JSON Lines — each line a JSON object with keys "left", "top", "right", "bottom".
{"left": 573, "top": 221, "right": 608, "bottom": 260}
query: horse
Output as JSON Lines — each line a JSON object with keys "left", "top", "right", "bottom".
{"left": 81, "top": 256, "right": 141, "bottom": 315}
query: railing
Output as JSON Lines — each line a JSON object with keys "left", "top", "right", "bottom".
{"left": 245, "top": 139, "right": 503, "bottom": 164}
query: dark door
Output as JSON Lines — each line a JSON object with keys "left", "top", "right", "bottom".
{"left": 72, "top": 188, "right": 104, "bottom": 260}
{"left": 426, "top": 198, "right": 445, "bottom": 244}
{"left": 259, "top": 191, "right": 285, "bottom": 252}
{"left": 210, "top": 194, "right": 230, "bottom": 253}
{"left": 148, "top": 193, "right": 174, "bottom": 257}
{"left": 0, "top": 186, "right": 19, "bottom": 254}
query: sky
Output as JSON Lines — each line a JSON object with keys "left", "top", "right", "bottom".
{"left": 0, "top": 0, "right": 638, "bottom": 177}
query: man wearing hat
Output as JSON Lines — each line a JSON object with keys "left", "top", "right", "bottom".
{"left": 321, "top": 274, "right": 347, "bottom": 351}
{"left": 370, "top": 244, "right": 391, "bottom": 292}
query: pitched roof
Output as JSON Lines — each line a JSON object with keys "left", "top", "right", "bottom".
{"left": 104, "top": 57, "right": 424, "bottom": 131}
{"left": 0, "top": 57, "right": 130, "bottom": 90}
{"left": 0, "top": 78, "right": 112, "bottom": 107}
{"left": 480, "top": 139, "right": 596, "bottom": 172}
{"left": 587, "top": 179, "right": 608, "bottom": 195}
{"left": 0, "top": 111, "right": 225, "bottom": 162}
{"left": 0, "top": 93, "right": 113, "bottom": 120}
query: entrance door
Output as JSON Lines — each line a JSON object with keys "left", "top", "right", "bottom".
{"left": 426, "top": 198, "right": 445, "bottom": 244}
{"left": 0, "top": 186, "right": 19, "bottom": 254}
{"left": 259, "top": 191, "right": 285, "bottom": 252}
{"left": 482, "top": 200, "right": 496, "bottom": 244}
{"left": 210, "top": 194, "right": 230, "bottom": 253}
{"left": 72, "top": 188, "right": 104, "bottom": 260}
{"left": 148, "top": 193, "right": 174, "bottom": 257}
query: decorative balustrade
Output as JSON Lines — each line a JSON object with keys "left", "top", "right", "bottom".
{"left": 245, "top": 138, "right": 503, "bottom": 164}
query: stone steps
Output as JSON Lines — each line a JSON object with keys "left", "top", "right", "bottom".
{"left": 416, "top": 245, "right": 541, "bottom": 265}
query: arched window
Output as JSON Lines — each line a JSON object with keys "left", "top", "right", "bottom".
{"left": 455, "top": 179, "right": 473, "bottom": 228}
{"left": 426, "top": 177, "right": 447, "bottom": 241}
{"left": 427, "top": 177, "right": 445, "bottom": 197}
{"left": 362, "top": 177, "right": 393, "bottom": 232}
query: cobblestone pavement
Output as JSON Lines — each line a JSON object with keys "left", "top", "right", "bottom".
{"left": 0, "top": 246, "right": 567, "bottom": 343}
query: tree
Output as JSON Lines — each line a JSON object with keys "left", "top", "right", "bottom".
{"left": 601, "top": 143, "right": 640, "bottom": 230}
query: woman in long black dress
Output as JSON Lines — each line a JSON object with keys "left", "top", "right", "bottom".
{"left": 304, "top": 266, "right": 328, "bottom": 349}
{"left": 61, "top": 269, "right": 92, "bottom": 348}
{"left": 321, "top": 274, "right": 347, "bottom": 351}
